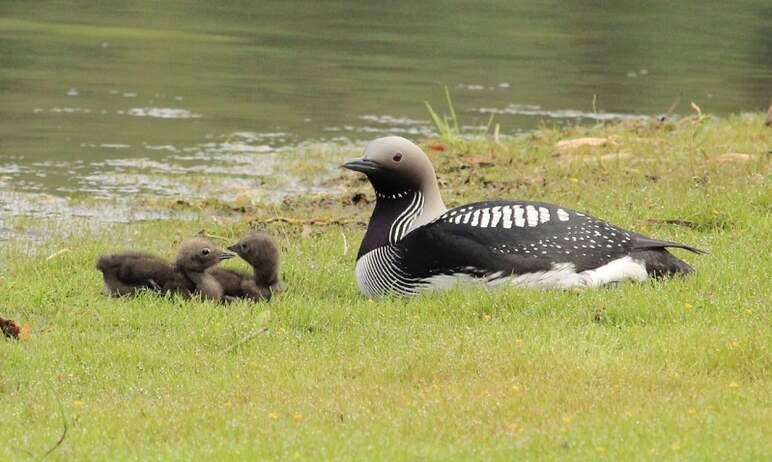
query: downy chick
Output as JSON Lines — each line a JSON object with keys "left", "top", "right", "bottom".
{"left": 173, "top": 238, "right": 235, "bottom": 301}
{"left": 97, "top": 238, "right": 234, "bottom": 300}
{"left": 210, "top": 231, "right": 283, "bottom": 302}
{"left": 96, "top": 251, "right": 187, "bottom": 297}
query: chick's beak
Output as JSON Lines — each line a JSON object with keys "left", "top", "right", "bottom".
{"left": 226, "top": 243, "right": 240, "bottom": 253}
{"left": 218, "top": 251, "right": 236, "bottom": 260}
{"left": 341, "top": 158, "right": 381, "bottom": 174}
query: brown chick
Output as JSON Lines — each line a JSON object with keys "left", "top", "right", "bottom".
{"left": 210, "top": 231, "right": 283, "bottom": 302}
{"left": 173, "top": 238, "right": 235, "bottom": 301}
{"left": 96, "top": 251, "right": 190, "bottom": 297}
{"left": 97, "top": 238, "right": 234, "bottom": 301}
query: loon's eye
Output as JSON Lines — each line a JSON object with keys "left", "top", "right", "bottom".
{"left": 201, "top": 248, "right": 211, "bottom": 255}
{"left": 241, "top": 243, "right": 247, "bottom": 250}
{"left": 393, "top": 153, "right": 403, "bottom": 162}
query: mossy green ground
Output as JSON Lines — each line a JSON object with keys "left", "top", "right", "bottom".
{"left": 1, "top": 115, "right": 770, "bottom": 460}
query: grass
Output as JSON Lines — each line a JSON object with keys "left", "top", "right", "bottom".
{"left": 425, "top": 86, "right": 499, "bottom": 146}
{"left": 1, "top": 113, "right": 770, "bottom": 460}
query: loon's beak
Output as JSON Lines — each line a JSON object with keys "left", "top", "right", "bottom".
{"left": 218, "top": 251, "right": 236, "bottom": 261}
{"left": 342, "top": 158, "right": 381, "bottom": 174}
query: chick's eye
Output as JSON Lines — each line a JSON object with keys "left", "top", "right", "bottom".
{"left": 241, "top": 244, "right": 247, "bottom": 250}
{"left": 201, "top": 248, "right": 211, "bottom": 255}
{"left": 393, "top": 153, "right": 402, "bottom": 162}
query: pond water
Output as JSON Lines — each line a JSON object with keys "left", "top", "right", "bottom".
{"left": 1, "top": 0, "right": 770, "bottom": 201}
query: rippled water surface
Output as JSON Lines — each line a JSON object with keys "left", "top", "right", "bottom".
{"left": 1, "top": 0, "right": 770, "bottom": 202}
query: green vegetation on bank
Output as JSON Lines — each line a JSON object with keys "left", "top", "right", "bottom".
{"left": 1, "top": 114, "right": 770, "bottom": 460}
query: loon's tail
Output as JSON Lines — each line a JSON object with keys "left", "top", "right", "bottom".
{"left": 631, "top": 235, "right": 707, "bottom": 255}
{"left": 629, "top": 234, "right": 706, "bottom": 277}
{"left": 632, "top": 249, "right": 695, "bottom": 277}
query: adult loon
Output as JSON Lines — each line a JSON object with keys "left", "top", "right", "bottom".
{"left": 343, "top": 136, "right": 704, "bottom": 297}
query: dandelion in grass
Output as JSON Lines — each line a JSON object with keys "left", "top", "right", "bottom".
{"left": 269, "top": 412, "right": 279, "bottom": 420}
{"left": 19, "top": 324, "right": 31, "bottom": 340}
{"left": 595, "top": 447, "right": 606, "bottom": 453}
{"left": 508, "top": 423, "right": 524, "bottom": 434}
{"left": 684, "top": 303, "right": 693, "bottom": 310}
{"left": 562, "top": 415, "right": 572, "bottom": 424}
{"left": 727, "top": 382, "right": 740, "bottom": 389}
{"left": 293, "top": 413, "right": 304, "bottom": 422}
{"left": 72, "top": 400, "right": 84, "bottom": 409}
{"left": 224, "top": 400, "right": 233, "bottom": 408}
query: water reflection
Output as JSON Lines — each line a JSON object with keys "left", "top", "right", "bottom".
{"left": 0, "top": 0, "right": 769, "bottom": 204}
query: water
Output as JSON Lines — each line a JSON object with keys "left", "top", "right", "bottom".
{"left": 1, "top": 0, "right": 770, "bottom": 203}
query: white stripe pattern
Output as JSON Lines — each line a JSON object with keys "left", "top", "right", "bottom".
{"left": 388, "top": 192, "right": 424, "bottom": 244}
{"left": 502, "top": 206, "right": 513, "bottom": 228}
{"left": 490, "top": 206, "right": 502, "bottom": 227}
{"left": 436, "top": 203, "right": 574, "bottom": 229}
{"left": 355, "top": 246, "right": 421, "bottom": 297}
{"left": 514, "top": 206, "right": 525, "bottom": 227}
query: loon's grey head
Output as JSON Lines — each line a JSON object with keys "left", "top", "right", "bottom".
{"left": 342, "top": 136, "right": 447, "bottom": 227}
{"left": 175, "top": 238, "right": 234, "bottom": 273}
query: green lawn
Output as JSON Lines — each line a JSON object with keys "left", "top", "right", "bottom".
{"left": 1, "top": 114, "right": 770, "bottom": 460}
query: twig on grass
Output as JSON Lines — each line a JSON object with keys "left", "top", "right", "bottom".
{"left": 197, "top": 230, "right": 230, "bottom": 242}
{"left": 640, "top": 219, "right": 699, "bottom": 229}
{"left": 340, "top": 232, "right": 349, "bottom": 256}
{"left": 220, "top": 327, "right": 269, "bottom": 354}
{"left": 40, "top": 400, "right": 68, "bottom": 460}
{"left": 46, "top": 249, "right": 71, "bottom": 261}
{"left": 250, "top": 217, "right": 364, "bottom": 227}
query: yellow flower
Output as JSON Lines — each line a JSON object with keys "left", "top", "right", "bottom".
{"left": 569, "top": 177, "right": 579, "bottom": 183}
{"left": 293, "top": 413, "right": 304, "bottom": 422}
{"left": 511, "top": 385, "right": 521, "bottom": 392}
{"left": 688, "top": 408, "right": 697, "bottom": 415}
{"left": 19, "top": 324, "right": 31, "bottom": 341}
{"left": 595, "top": 447, "right": 606, "bottom": 453}
{"left": 562, "top": 416, "right": 572, "bottom": 424}
{"left": 224, "top": 400, "right": 233, "bottom": 408}
{"left": 269, "top": 412, "right": 279, "bottom": 420}
{"left": 727, "top": 382, "right": 740, "bottom": 389}
{"left": 684, "top": 303, "right": 693, "bottom": 310}
{"left": 72, "top": 400, "right": 84, "bottom": 409}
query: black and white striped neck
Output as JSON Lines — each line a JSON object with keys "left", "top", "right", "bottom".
{"left": 357, "top": 189, "right": 424, "bottom": 258}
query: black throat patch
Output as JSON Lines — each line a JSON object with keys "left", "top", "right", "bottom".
{"left": 357, "top": 190, "right": 422, "bottom": 258}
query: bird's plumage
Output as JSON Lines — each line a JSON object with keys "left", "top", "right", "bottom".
{"left": 96, "top": 252, "right": 190, "bottom": 296}
{"left": 209, "top": 231, "right": 283, "bottom": 302}
{"left": 345, "top": 136, "right": 705, "bottom": 297}
{"left": 97, "top": 238, "right": 234, "bottom": 300}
